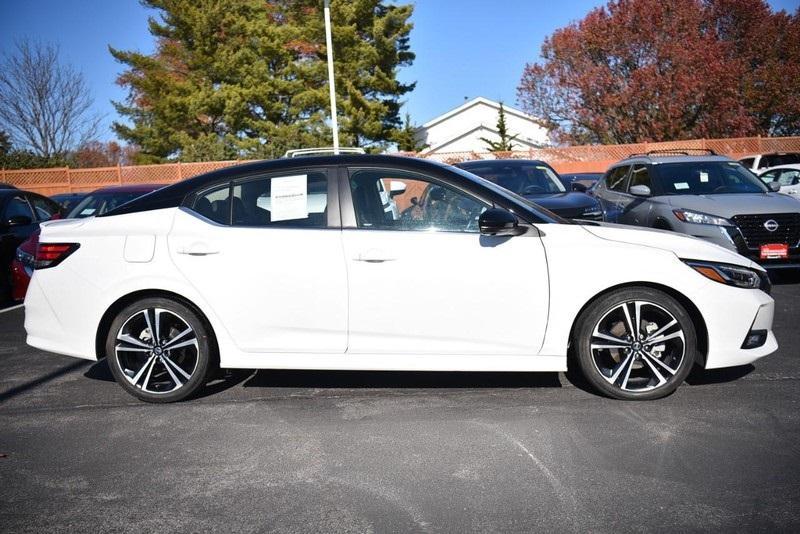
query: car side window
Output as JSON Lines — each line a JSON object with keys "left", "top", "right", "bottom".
{"left": 192, "top": 183, "right": 232, "bottom": 224}
{"left": 628, "top": 164, "right": 652, "bottom": 190}
{"left": 759, "top": 171, "right": 778, "bottom": 184}
{"left": 778, "top": 170, "right": 800, "bottom": 186}
{"left": 349, "top": 168, "right": 488, "bottom": 233}
{"left": 739, "top": 157, "right": 754, "bottom": 169}
{"left": 231, "top": 171, "right": 328, "bottom": 228}
{"left": 28, "top": 195, "right": 59, "bottom": 221}
{"left": 4, "top": 195, "right": 34, "bottom": 221}
{"left": 606, "top": 166, "right": 631, "bottom": 192}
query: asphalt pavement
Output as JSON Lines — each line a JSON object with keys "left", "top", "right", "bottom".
{"left": 1, "top": 284, "right": 799, "bottom": 533}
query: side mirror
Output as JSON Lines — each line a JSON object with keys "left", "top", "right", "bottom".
{"left": 479, "top": 208, "right": 521, "bottom": 237}
{"left": 389, "top": 180, "right": 407, "bottom": 197}
{"left": 571, "top": 182, "right": 588, "bottom": 193}
{"left": 6, "top": 215, "right": 33, "bottom": 227}
{"left": 767, "top": 182, "right": 781, "bottom": 192}
{"left": 629, "top": 184, "right": 651, "bottom": 197}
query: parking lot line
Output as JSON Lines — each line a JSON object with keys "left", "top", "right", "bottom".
{"left": 0, "top": 304, "right": 23, "bottom": 314}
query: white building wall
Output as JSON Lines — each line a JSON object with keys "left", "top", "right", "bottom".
{"left": 415, "top": 97, "right": 550, "bottom": 155}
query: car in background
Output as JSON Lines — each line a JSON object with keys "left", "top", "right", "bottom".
{"left": 11, "top": 184, "right": 163, "bottom": 301}
{"left": 25, "top": 154, "right": 776, "bottom": 402}
{"left": 50, "top": 192, "right": 87, "bottom": 214}
{"left": 1, "top": 189, "right": 61, "bottom": 302}
{"left": 758, "top": 165, "right": 800, "bottom": 197}
{"left": 456, "top": 160, "right": 604, "bottom": 221}
{"left": 739, "top": 153, "right": 800, "bottom": 172}
{"left": 66, "top": 184, "right": 163, "bottom": 218}
{"left": 559, "top": 172, "right": 604, "bottom": 193}
{"left": 593, "top": 150, "right": 800, "bottom": 272}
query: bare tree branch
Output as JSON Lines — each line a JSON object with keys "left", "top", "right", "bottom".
{"left": 0, "top": 40, "right": 101, "bottom": 158}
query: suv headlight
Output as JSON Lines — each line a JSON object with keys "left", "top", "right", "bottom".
{"left": 683, "top": 260, "right": 769, "bottom": 291}
{"left": 673, "top": 209, "right": 733, "bottom": 226}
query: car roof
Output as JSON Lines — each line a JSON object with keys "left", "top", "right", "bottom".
{"left": 90, "top": 184, "right": 165, "bottom": 194}
{"left": 102, "top": 155, "right": 477, "bottom": 217}
{"left": 759, "top": 164, "right": 800, "bottom": 172}
{"left": 458, "top": 159, "right": 549, "bottom": 167}
{"left": 614, "top": 154, "right": 735, "bottom": 166}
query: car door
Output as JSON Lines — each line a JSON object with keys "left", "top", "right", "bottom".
{"left": 340, "top": 166, "right": 549, "bottom": 355}
{"left": 169, "top": 168, "right": 348, "bottom": 354}
{"left": 777, "top": 169, "right": 800, "bottom": 196}
{"left": 619, "top": 164, "right": 654, "bottom": 226}
{"left": 596, "top": 165, "right": 631, "bottom": 223}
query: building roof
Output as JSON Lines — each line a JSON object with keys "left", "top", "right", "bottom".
{"left": 419, "top": 97, "right": 543, "bottom": 131}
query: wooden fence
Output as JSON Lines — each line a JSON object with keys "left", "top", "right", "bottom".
{"left": 3, "top": 136, "right": 800, "bottom": 196}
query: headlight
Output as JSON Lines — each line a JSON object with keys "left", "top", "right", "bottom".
{"left": 673, "top": 209, "right": 732, "bottom": 226}
{"left": 683, "top": 260, "right": 768, "bottom": 291}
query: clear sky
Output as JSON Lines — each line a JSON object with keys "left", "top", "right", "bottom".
{"left": 1, "top": 0, "right": 798, "bottom": 141}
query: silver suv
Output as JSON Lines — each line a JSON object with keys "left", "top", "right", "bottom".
{"left": 593, "top": 150, "right": 800, "bottom": 271}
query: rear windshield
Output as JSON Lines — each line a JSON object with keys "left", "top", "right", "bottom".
{"left": 68, "top": 192, "right": 148, "bottom": 218}
{"left": 461, "top": 163, "right": 566, "bottom": 195}
{"left": 654, "top": 161, "right": 768, "bottom": 195}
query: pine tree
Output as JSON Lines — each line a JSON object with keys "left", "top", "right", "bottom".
{"left": 480, "top": 103, "right": 518, "bottom": 152}
{"left": 110, "top": 0, "right": 415, "bottom": 161}
{"left": 392, "top": 113, "right": 427, "bottom": 152}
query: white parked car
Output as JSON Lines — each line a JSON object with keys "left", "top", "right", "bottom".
{"left": 739, "top": 153, "right": 800, "bottom": 172}
{"left": 758, "top": 165, "right": 800, "bottom": 197}
{"left": 24, "top": 155, "right": 777, "bottom": 402}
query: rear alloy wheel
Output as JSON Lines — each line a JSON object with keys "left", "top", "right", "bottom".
{"left": 574, "top": 288, "right": 696, "bottom": 400}
{"left": 106, "top": 297, "right": 212, "bottom": 403}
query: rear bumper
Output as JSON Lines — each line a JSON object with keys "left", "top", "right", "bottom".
{"left": 24, "top": 274, "right": 98, "bottom": 361}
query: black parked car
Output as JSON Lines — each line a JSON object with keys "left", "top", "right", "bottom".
{"left": 50, "top": 192, "right": 87, "bottom": 214}
{"left": 0, "top": 189, "right": 62, "bottom": 301}
{"left": 457, "top": 160, "right": 604, "bottom": 221}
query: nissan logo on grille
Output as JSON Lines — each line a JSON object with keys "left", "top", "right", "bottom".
{"left": 763, "top": 219, "right": 780, "bottom": 232}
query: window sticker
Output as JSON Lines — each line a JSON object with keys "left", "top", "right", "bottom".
{"left": 270, "top": 174, "right": 308, "bottom": 221}
{"left": 699, "top": 172, "right": 709, "bottom": 183}
{"left": 674, "top": 182, "right": 690, "bottom": 190}
{"left": 80, "top": 208, "right": 96, "bottom": 215}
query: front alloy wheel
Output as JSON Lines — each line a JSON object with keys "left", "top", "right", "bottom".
{"left": 106, "top": 297, "right": 212, "bottom": 402}
{"left": 575, "top": 288, "right": 696, "bottom": 400}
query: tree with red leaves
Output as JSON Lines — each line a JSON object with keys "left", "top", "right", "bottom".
{"left": 517, "top": 0, "right": 800, "bottom": 144}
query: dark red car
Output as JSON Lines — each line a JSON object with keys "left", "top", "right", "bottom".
{"left": 11, "top": 184, "right": 163, "bottom": 301}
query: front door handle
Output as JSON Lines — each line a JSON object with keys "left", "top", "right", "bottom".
{"left": 177, "top": 243, "right": 219, "bottom": 256}
{"left": 354, "top": 249, "right": 396, "bottom": 263}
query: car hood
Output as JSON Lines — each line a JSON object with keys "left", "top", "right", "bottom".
{"left": 523, "top": 192, "right": 598, "bottom": 210}
{"left": 664, "top": 193, "right": 800, "bottom": 217}
{"left": 580, "top": 222, "right": 762, "bottom": 270}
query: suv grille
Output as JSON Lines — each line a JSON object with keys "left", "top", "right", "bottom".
{"left": 731, "top": 213, "right": 800, "bottom": 249}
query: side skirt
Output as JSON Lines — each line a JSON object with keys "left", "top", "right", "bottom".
{"left": 219, "top": 353, "right": 567, "bottom": 373}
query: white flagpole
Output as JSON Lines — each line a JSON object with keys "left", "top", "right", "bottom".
{"left": 323, "top": 0, "right": 339, "bottom": 154}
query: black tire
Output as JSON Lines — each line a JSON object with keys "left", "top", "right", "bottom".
{"left": 573, "top": 287, "right": 696, "bottom": 400}
{"left": 105, "top": 297, "right": 212, "bottom": 403}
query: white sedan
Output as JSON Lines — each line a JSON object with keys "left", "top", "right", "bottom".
{"left": 24, "top": 155, "right": 777, "bottom": 402}
{"left": 758, "top": 165, "right": 800, "bottom": 197}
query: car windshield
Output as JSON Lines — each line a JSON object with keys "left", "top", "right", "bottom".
{"left": 68, "top": 192, "right": 148, "bottom": 218}
{"left": 462, "top": 163, "right": 566, "bottom": 195}
{"left": 654, "top": 161, "right": 768, "bottom": 195}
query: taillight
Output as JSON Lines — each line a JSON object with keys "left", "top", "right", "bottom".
{"left": 34, "top": 243, "right": 80, "bottom": 269}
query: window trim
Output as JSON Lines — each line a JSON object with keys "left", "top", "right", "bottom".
{"left": 340, "top": 165, "right": 493, "bottom": 233}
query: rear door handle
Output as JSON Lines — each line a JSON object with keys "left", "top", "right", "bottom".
{"left": 177, "top": 243, "right": 219, "bottom": 256}
{"left": 354, "top": 250, "right": 396, "bottom": 263}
